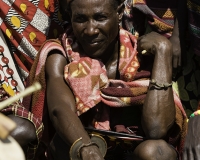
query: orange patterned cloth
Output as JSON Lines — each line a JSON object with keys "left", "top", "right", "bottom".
{"left": 64, "top": 29, "right": 140, "bottom": 116}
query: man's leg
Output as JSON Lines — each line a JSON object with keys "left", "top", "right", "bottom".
{"left": 133, "top": 139, "right": 177, "bottom": 160}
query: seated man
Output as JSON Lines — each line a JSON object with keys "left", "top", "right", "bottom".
{"left": 30, "top": 0, "right": 187, "bottom": 159}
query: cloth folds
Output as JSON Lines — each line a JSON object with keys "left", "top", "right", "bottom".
{"left": 124, "top": 0, "right": 177, "bottom": 38}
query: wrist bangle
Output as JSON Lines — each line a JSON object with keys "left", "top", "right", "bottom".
{"left": 69, "top": 134, "right": 107, "bottom": 160}
{"left": 149, "top": 79, "right": 172, "bottom": 89}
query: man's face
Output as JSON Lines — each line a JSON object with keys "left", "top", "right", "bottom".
{"left": 70, "top": 0, "right": 119, "bottom": 59}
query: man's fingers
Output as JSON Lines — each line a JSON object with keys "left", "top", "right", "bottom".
{"left": 173, "top": 56, "right": 178, "bottom": 69}
{"left": 188, "top": 149, "right": 194, "bottom": 160}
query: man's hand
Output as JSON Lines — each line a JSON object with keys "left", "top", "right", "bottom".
{"left": 81, "top": 145, "right": 104, "bottom": 160}
{"left": 137, "top": 32, "right": 172, "bottom": 56}
{"left": 183, "top": 116, "right": 200, "bottom": 160}
{"left": 169, "top": 35, "right": 181, "bottom": 69}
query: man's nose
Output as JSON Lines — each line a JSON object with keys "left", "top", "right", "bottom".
{"left": 84, "top": 20, "right": 99, "bottom": 36}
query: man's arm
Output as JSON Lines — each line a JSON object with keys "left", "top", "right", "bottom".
{"left": 45, "top": 52, "right": 103, "bottom": 160}
{"left": 138, "top": 32, "right": 176, "bottom": 139}
{"left": 170, "top": 18, "right": 181, "bottom": 68}
{"left": 170, "top": 0, "right": 187, "bottom": 68}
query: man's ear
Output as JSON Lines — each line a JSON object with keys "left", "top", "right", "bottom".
{"left": 117, "top": 0, "right": 125, "bottom": 21}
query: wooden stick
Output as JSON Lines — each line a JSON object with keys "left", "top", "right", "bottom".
{"left": 0, "top": 113, "right": 16, "bottom": 139}
{"left": 0, "top": 82, "right": 41, "bottom": 111}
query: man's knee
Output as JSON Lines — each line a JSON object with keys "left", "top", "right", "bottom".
{"left": 7, "top": 114, "right": 37, "bottom": 147}
{"left": 133, "top": 140, "right": 177, "bottom": 160}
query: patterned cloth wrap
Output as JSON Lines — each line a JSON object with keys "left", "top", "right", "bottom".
{"left": 30, "top": 26, "right": 187, "bottom": 158}
{"left": 0, "top": 0, "right": 65, "bottom": 81}
{"left": 187, "top": 0, "right": 200, "bottom": 56}
{"left": 124, "top": 0, "right": 177, "bottom": 38}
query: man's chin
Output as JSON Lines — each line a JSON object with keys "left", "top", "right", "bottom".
{"left": 83, "top": 49, "right": 106, "bottom": 59}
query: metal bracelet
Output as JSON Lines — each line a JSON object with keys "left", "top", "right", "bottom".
{"left": 150, "top": 79, "right": 172, "bottom": 89}
{"left": 69, "top": 134, "right": 107, "bottom": 160}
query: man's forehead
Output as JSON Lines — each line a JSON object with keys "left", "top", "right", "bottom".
{"left": 71, "top": 0, "right": 114, "bottom": 14}
{"left": 70, "top": 0, "right": 113, "bottom": 6}
{"left": 70, "top": 0, "right": 113, "bottom": 10}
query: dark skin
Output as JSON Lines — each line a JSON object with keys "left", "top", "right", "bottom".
{"left": 138, "top": 32, "right": 175, "bottom": 139}
{"left": 46, "top": 0, "right": 177, "bottom": 159}
{"left": 134, "top": 32, "right": 177, "bottom": 159}
{"left": 169, "top": 0, "right": 187, "bottom": 70}
{"left": 7, "top": 114, "right": 37, "bottom": 155}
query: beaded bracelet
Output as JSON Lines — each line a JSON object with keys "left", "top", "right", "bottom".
{"left": 149, "top": 79, "right": 173, "bottom": 89}
{"left": 190, "top": 110, "right": 200, "bottom": 118}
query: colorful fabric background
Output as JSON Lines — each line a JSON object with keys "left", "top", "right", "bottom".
{"left": 0, "top": 0, "right": 65, "bottom": 83}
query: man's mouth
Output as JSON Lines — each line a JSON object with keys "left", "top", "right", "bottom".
{"left": 85, "top": 39, "right": 103, "bottom": 46}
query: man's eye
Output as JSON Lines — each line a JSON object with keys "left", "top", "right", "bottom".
{"left": 74, "top": 17, "right": 86, "bottom": 23}
{"left": 95, "top": 15, "right": 107, "bottom": 21}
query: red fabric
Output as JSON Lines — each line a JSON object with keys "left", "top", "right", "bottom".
{"left": 0, "top": 0, "right": 65, "bottom": 79}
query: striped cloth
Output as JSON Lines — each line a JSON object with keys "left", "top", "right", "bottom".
{"left": 123, "top": 0, "right": 177, "bottom": 38}
{"left": 187, "top": 0, "right": 200, "bottom": 56}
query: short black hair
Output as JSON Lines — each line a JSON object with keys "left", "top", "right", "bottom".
{"left": 62, "top": 0, "right": 122, "bottom": 12}
{"left": 59, "top": 0, "right": 122, "bottom": 21}
{"left": 111, "top": 0, "right": 121, "bottom": 10}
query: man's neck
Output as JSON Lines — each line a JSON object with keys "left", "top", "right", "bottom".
{"left": 101, "top": 39, "right": 119, "bottom": 65}
{"left": 103, "top": 40, "right": 119, "bottom": 79}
